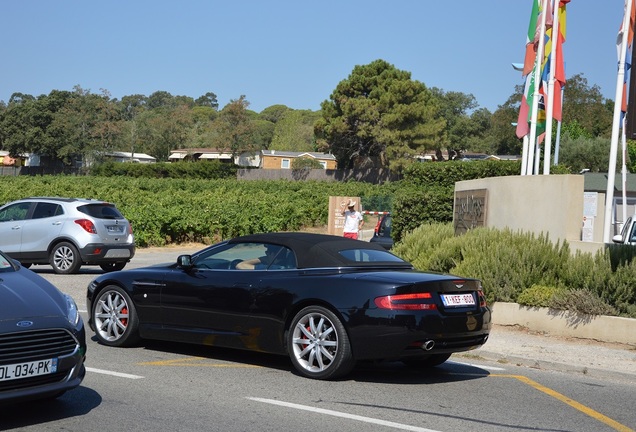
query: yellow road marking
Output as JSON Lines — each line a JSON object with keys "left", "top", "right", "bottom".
{"left": 494, "top": 374, "right": 634, "bottom": 432}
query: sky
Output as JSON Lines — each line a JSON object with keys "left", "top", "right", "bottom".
{"left": 0, "top": 1, "right": 627, "bottom": 114}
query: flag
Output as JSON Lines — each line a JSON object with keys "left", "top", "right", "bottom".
{"left": 539, "top": 0, "right": 568, "bottom": 122}
{"left": 523, "top": 0, "right": 553, "bottom": 76}
{"left": 552, "top": 0, "right": 569, "bottom": 122}
{"left": 516, "top": 72, "right": 546, "bottom": 139}
{"left": 517, "top": 0, "right": 553, "bottom": 138}
{"left": 523, "top": 0, "right": 540, "bottom": 76}
{"left": 617, "top": 0, "right": 636, "bottom": 115}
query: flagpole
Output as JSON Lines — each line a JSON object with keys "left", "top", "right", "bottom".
{"left": 554, "top": 84, "right": 564, "bottom": 165}
{"left": 521, "top": 135, "right": 530, "bottom": 175}
{"left": 621, "top": 116, "right": 628, "bottom": 228}
{"left": 603, "top": 0, "right": 633, "bottom": 243}
{"left": 543, "top": 0, "right": 559, "bottom": 175}
{"left": 527, "top": 0, "right": 550, "bottom": 176}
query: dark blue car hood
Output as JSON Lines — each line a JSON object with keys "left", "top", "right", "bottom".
{"left": 0, "top": 269, "right": 67, "bottom": 322}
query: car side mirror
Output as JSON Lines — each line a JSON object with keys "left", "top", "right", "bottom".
{"left": 177, "top": 255, "right": 193, "bottom": 268}
{"left": 612, "top": 234, "right": 624, "bottom": 244}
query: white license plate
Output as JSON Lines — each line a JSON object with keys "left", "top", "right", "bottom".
{"left": 441, "top": 293, "right": 475, "bottom": 307}
{"left": 0, "top": 358, "right": 57, "bottom": 382}
{"left": 107, "top": 225, "right": 124, "bottom": 233}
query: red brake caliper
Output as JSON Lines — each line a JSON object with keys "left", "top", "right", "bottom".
{"left": 121, "top": 307, "right": 128, "bottom": 327}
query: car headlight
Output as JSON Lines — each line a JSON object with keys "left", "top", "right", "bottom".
{"left": 64, "top": 293, "right": 80, "bottom": 326}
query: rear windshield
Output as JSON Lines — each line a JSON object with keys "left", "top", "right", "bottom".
{"left": 338, "top": 248, "right": 404, "bottom": 263}
{"left": 77, "top": 204, "right": 124, "bottom": 219}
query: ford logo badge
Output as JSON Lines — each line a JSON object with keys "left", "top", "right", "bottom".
{"left": 16, "top": 321, "right": 33, "bottom": 328}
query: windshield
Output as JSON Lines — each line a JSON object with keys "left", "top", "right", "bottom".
{"left": 0, "top": 252, "right": 16, "bottom": 272}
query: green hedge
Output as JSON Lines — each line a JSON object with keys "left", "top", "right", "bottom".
{"left": 0, "top": 176, "right": 398, "bottom": 247}
{"left": 90, "top": 161, "right": 238, "bottom": 179}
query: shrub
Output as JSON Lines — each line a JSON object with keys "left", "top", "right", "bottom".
{"left": 393, "top": 223, "right": 634, "bottom": 318}
{"left": 517, "top": 285, "right": 564, "bottom": 308}
{"left": 551, "top": 289, "right": 618, "bottom": 316}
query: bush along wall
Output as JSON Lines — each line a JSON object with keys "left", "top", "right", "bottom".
{"left": 392, "top": 223, "right": 636, "bottom": 318}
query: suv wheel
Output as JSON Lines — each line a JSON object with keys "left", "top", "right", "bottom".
{"left": 50, "top": 242, "right": 82, "bottom": 274}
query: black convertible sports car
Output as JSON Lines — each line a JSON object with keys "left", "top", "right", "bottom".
{"left": 0, "top": 250, "right": 86, "bottom": 404}
{"left": 87, "top": 232, "right": 490, "bottom": 380}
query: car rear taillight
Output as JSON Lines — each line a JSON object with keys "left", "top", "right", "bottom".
{"left": 75, "top": 219, "right": 97, "bottom": 234}
{"left": 477, "top": 289, "right": 487, "bottom": 307}
{"left": 374, "top": 293, "right": 437, "bottom": 310}
{"left": 128, "top": 224, "right": 133, "bottom": 235}
{"left": 374, "top": 218, "right": 382, "bottom": 234}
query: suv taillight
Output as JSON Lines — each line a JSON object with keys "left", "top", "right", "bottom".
{"left": 75, "top": 219, "right": 97, "bottom": 234}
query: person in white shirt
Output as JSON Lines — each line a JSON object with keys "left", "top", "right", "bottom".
{"left": 341, "top": 199, "right": 364, "bottom": 239}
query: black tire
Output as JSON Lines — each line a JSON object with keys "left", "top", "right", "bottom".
{"left": 287, "top": 306, "right": 354, "bottom": 380}
{"left": 92, "top": 285, "right": 140, "bottom": 347}
{"left": 402, "top": 353, "right": 452, "bottom": 369}
{"left": 50, "top": 242, "right": 82, "bottom": 274}
{"left": 100, "top": 262, "right": 127, "bottom": 272}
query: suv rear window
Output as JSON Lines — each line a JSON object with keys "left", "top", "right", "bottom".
{"left": 77, "top": 204, "right": 124, "bottom": 219}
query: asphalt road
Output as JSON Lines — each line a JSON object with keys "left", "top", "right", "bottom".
{"left": 2, "top": 247, "right": 635, "bottom": 432}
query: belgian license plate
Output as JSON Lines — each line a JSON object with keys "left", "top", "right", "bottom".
{"left": 441, "top": 293, "right": 475, "bottom": 307}
{"left": 0, "top": 358, "right": 57, "bottom": 382}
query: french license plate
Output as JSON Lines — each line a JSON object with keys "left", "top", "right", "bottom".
{"left": 441, "top": 293, "right": 475, "bottom": 307}
{"left": 0, "top": 358, "right": 57, "bottom": 382}
{"left": 107, "top": 225, "right": 124, "bottom": 233}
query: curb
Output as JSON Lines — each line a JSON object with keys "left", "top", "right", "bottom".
{"left": 492, "top": 302, "right": 636, "bottom": 346}
{"left": 457, "top": 350, "right": 636, "bottom": 382}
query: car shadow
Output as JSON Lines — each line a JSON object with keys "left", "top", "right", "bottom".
{"left": 31, "top": 267, "right": 104, "bottom": 275}
{"left": 134, "top": 339, "right": 490, "bottom": 384}
{"left": 0, "top": 386, "right": 101, "bottom": 427}
{"left": 347, "top": 359, "right": 490, "bottom": 384}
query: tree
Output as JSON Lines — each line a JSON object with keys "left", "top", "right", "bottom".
{"left": 270, "top": 110, "right": 319, "bottom": 151}
{"left": 259, "top": 104, "right": 291, "bottom": 123}
{"left": 0, "top": 90, "right": 75, "bottom": 160}
{"left": 119, "top": 94, "right": 147, "bottom": 120}
{"left": 562, "top": 74, "right": 613, "bottom": 138}
{"left": 210, "top": 96, "right": 256, "bottom": 155}
{"left": 430, "top": 88, "right": 488, "bottom": 158}
{"left": 315, "top": 59, "right": 445, "bottom": 170}
{"left": 558, "top": 136, "right": 611, "bottom": 173}
{"left": 486, "top": 89, "right": 525, "bottom": 155}
{"left": 195, "top": 92, "right": 219, "bottom": 110}
{"left": 147, "top": 91, "right": 175, "bottom": 109}
{"left": 136, "top": 105, "right": 194, "bottom": 161}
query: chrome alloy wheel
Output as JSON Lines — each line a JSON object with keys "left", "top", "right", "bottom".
{"left": 94, "top": 290, "right": 130, "bottom": 342}
{"left": 53, "top": 245, "right": 74, "bottom": 270}
{"left": 51, "top": 242, "right": 81, "bottom": 274}
{"left": 291, "top": 311, "right": 339, "bottom": 373}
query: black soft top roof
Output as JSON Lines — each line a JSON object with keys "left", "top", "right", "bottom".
{"left": 228, "top": 232, "right": 410, "bottom": 269}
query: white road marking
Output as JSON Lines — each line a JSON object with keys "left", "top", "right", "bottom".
{"left": 448, "top": 360, "right": 506, "bottom": 371}
{"left": 247, "top": 397, "right": 443, "bottom": 432}
{"left": 86, "top": 367, "right": 144, "bottom": 379}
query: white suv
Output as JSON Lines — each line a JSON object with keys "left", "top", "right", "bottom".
{"left": 0, "top": 197, "right": 135, "bottom": 274}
